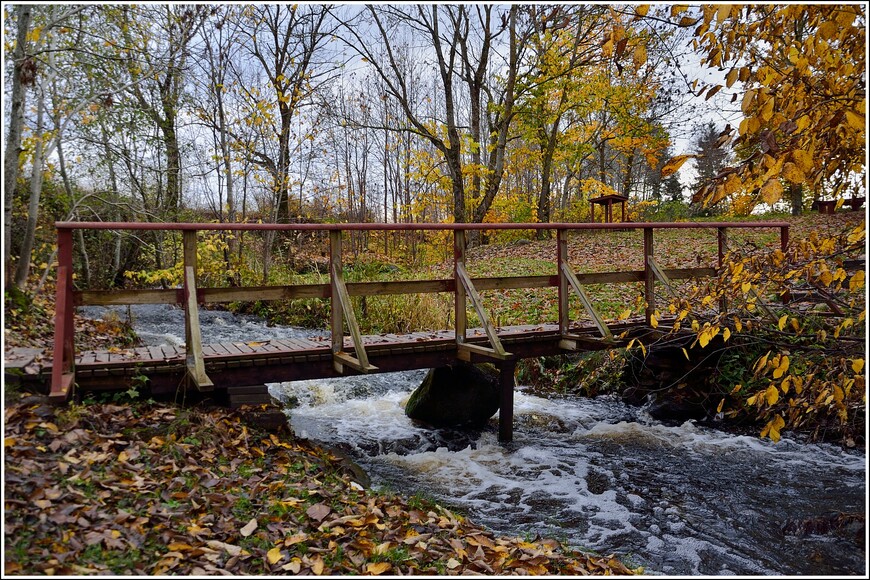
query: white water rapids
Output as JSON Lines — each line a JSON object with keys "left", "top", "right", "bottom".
{"left": 84, "top": 304, "right": 867, "bottom": 575}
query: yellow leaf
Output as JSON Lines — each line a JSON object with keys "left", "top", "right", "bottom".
{"left": 725, "top": 68, "right": 738, "bottom": 88}
{"left": 755, "top": 352, "right": 770, "bottom": 374}
{"left": 773, "top": 356, "right": 789, "bottom": 379}
{"left": 793, "top": 376, "right": 803, "bottom": 394}
{"left": 746, "top": 394, "right": 758, "bottom": 405}
{"left": 818, "top": 19, "right": 838, "bottom": 39}
{"left": 310, "top": 555, "right": 324, "bottom": 575}
{"left": 792, "top": 150, "right": 814, "bottom": 173}
{"left": 762, "top": 415, "right": 785, "bottom": 442}
{"left": 760, "top": 178, "right": 783, "bottom": 206}
{"left": 781, "top": 377, "right": 790, "bottom": 394}
{"left": 833, "top": 386, "right": 845, "bottom": 403}
{"left": 765, "top": 384, "right": 780, "bottom": 405}
{"left": 698, "top": 329, "right": 710, "bottom": 348}
{"left": 267, "top": 547, "right": 284, "bottom": 565}
{"left": 852, "top": 359, "right": 864, "bottom": 374}
{"left": 849, "top": 270, "right": 864, "bottom": 291}
{"left": 782, "top": 162, "right": 806, "bottom": 184}
{"left": 742, "top": 89, "right": 756, "bottom": 114}
{"left": 844, "top": 110, "right": 864, "bottom": 131}
{"left": 366, "top": 562, "right": 392, "bottom": 575}
{"left": 760, "top": 96, "right": 774, "bottom": 121}
{"left": 717, "top": 398, "right": 725, "bottom": 413}
{"left": 660, "top": 155, "right": 695, "bottom": 177}
{"left": 778, "top": 314, "right": 788, "bottom": 331}
{"left": 722, "top": 327, "right": 731, "bottom": 342}
{"left": 819, "top": 270, "right": 833, "bottom": 287}
{"left": 741, "top": 282, "right": 751, "bottom": 294}
{"left": 635, "top": 5, "right": 649, "bottom": 17}
{"left": 4, "top": 437, "right": 15, "bottom": 447}
{"left": 682, "top": 347, "right": 690, "bottom": 360}
{"left": 633, "top": 44, "right": 647, "bottom": 68}
{"left": 716, "top": 4, "right": 731, "bottom": 22}
{"left": 650, "top": 314, "right": 658, "bottom": 329}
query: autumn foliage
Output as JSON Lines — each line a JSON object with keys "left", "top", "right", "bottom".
{"left": 4, "top": 401, "right": 638, "bottom": 575}
{"left": 664, "top": 4, "right": 866, "bottom": 209}
{"left": 660, "top": 220, "right": 865, "bottom": 444}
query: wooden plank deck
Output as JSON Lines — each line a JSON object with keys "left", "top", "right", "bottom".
{"left": 8, "top": 317, "right": 659, "bottom": 398}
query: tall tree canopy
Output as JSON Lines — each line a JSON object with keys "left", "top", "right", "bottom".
{"left": 663, "top": 5, "right": 866, "bottom": 211}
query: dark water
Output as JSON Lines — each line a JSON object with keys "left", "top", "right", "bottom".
{"left": 84, "top": 304, "right": 868, "bottom": 576}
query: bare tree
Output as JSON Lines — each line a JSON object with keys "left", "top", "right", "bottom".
{"left": 236, "top": 4, "right": 333, "bottom": 223}
{"left": 337, "top": 5, "right": 525, "bottom": 224}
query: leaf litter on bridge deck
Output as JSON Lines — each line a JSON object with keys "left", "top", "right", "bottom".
{"left": 4, "top": 398, "right": 639, "bottom": 576}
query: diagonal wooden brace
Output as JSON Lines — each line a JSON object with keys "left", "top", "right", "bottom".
{"left": 560, "top": 262, "right": 613, "bottom": 342}
{"left": 647, "top": 256, "right": 681, "bottom": 300}
{"left": 330, "top": 231, "right": 377, "bottom": 374}
{"left": 455, "top": 262, "right": 511, "bottom": 360}
{"left": 184, "top": 265, "right": 214, "bottom": 391}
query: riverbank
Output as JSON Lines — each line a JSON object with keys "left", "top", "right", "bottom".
{"left": 3, "top": 393, "right": 639, "bottom": 575}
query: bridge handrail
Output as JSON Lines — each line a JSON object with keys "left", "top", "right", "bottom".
{"left": 55, "top": 220, "right": 789, "bottom": 231}
{"left": 51, "top": 220, "right": 790, "bottom": 411}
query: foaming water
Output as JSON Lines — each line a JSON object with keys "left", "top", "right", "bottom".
{"left": 85, "top": 305, "right": 866, "bottom": 575}
{"left": 274, "top": 375, "right": 865, "bottom": 576}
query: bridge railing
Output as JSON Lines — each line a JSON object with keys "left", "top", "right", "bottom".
{"left": 50, "top": 221, "right": 790, "bottom": 402}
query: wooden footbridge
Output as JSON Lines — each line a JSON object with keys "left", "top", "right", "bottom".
{"left": 40, "top": 221, "right": 787, "bottom": 441}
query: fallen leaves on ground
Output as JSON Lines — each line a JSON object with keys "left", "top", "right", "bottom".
{"left": 4, "top": 399, "right": 639, "bottom": 576}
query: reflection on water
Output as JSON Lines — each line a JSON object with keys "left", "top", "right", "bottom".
{"left": 84, "top": 304, "right": 867, "bottom": 576}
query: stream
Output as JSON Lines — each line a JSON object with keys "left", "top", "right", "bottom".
{"left": 84, "top": 304, "right": 867, "bottom": 576}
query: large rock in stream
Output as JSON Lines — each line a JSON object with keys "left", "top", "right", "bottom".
{"left": 405, "top": 362, "right": 499, "bottom": 428}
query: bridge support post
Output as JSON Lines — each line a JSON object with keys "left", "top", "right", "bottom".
{"left": 643, "top": 227, "right": 655, "bottom": 325}
{"left": 50, "top": 227, "right": 75, "bottom": 401}
{"left": 498, "top": 359, "right": 517, "bottom": 443}
{"left": 454, "top": 229, "right": 467, "bottom": 345}
{"left": 718, "top": 227, "right": 728, "bottom": 314}
{"left": 557, "top": 229, "right": 568, "bottom": 335}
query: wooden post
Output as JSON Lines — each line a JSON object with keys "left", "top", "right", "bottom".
{"left": 718, "top": 227, "right": 728, "bottom": 314}
{"left": 644, "top": 227, "right": 655, "bottom": 325}
{"left": 50, "top": 227, "right": 75, "bottom": 401}
{"left": 621, "top": 201, "right": 626, "bottom": 222}
{"left": 780, "top": 226, "right": 789, "bottom": 254}
{"left": 454, "top": 229, "right": 467, "bottom": 345}
{"left": 557, "top": 229, "right": 569, "bottom": 335}
{"left": 183, "top": 230, "right": 197, "bottom": 351}
{"left": 183, "top": 229, "right": 213, "bottom": 390}
{"left": 498, "top": 359, "right": 516, "bottom": 442}
{"left": 330, "top": 230, "right": 345, "bottom": 370}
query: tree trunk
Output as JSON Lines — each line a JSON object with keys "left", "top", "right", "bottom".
{"left": 790, "top": 183, "right": 803, "bottom": 215}
{"left": 161, "top": 121, "right": 182, "bottom": 216}
{"left": 14, "top": 84, "right": 47, "bottom": 290}
{"left": 4, "top": 5, "right": 32, "bottom": 285}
